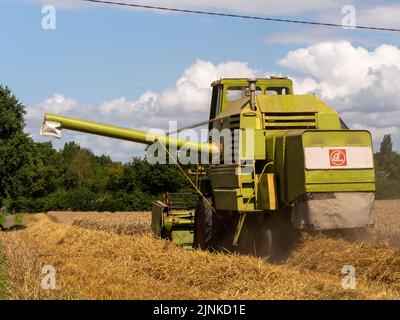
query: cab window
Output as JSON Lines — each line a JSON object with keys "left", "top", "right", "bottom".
{"left": 226, "top": 86, "right": 262, "bottom": 101}
{"left": 266, "top": 87, "right": 290, "bottom": 95}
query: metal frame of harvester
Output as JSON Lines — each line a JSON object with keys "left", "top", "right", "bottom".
{"left": 41, "top": 77, "right": 375, "bottom": 258}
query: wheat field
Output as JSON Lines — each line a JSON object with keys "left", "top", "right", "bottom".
{"left": 0, "top": 200, "right": 399, "bottom": 300}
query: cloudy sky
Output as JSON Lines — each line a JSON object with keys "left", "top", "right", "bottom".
{"left": 2, "top": 0, "right": 400, "bottom": 161}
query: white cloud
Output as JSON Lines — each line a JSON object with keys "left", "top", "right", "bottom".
{"left": 347, "top": 5, "right": 400, "bottom": 30}
{"left": 291, "top": 77, "right": 319, "bottom": 95}
{"left": 264, "top": 28, "right": 343, "bottom": 46}
{"left": 279, "top": 41, "right": 400, "bottom": 102}
{"left": 262, "top": 3, "right": 400, "bottom": 46}
{"left": 313, "top": 2, "right": 400, "bottom": 30}
{"left": 99, "top": 91, "right": 159, "bottom": 116}
{"left": 279, "top": 41, "right": 400, "bottom": 149}
{"left": 262, "top": 26, "right": 390, "bottom": 48}
{"left": 27, "top": 59, "right": 260, "bottom": 161}
{"left": 26, "top": 94, "right": 95, "bottom": 120}
{"left": 159, "top": 60, "right": 259, "bottom": 115}
{"left": 28, "top": 42, "right": 400, "bottom": 159}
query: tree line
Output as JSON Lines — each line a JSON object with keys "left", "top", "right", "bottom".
{"left": 0, "top": 86, "right": 399, "bottom": 213}
{"left": 0, "top": 86, "right": 190, "bottom": 212}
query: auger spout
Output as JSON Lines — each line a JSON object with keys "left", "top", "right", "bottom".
{"left": 40, "top": 113, "right": 219, "bottom": 155}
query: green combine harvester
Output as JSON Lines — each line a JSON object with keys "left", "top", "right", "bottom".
{"left": 40, "top": 77, "right": 375, "bottom": 258}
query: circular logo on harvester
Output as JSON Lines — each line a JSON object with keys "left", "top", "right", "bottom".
{"left": 329, "top": 149, "right": 347, "bottom": 166}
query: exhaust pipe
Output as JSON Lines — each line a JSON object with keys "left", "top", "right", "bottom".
{"left": 248, "top": 79, "right": 257, "bottom": 111}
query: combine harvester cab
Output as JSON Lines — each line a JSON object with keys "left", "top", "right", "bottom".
{"left": 40, "top": 77, "right": 375, "bottom": 258}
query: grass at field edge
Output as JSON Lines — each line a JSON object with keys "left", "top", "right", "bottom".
{"left": 0, "top": 248, "right": 9, "bottom": 299}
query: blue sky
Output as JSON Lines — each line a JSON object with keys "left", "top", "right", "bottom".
{"left": 1, "top": 0, "right": 400, "bottom": 160}
{"left": 2, "top": 0, "right": 295, "bottom": 104}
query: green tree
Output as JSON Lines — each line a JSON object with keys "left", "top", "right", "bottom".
{"left": 33, "top": 142, "right": 63, "bottom": 196}
{"left": 374, "top": 134, "right": 400, "bottom": 199}
{"left": 0, "top": 134, "right": 37, "bottom": 199}
{"left": 104, "top": 163, "right": 125, "bottom": 191}
{"left": 0, "top": 86, "right": 194, "bottom": 212}
{"left": 67, "top": 151, "right": 93, "bottom": 187}
{"left": 380, "top": 134, "right": 393, "bottom": 155}
{"left": 60, "top": 141, "right": 81, "bottom": 164}
{"left": 123, "top": 157, "right": 190, "bottom": 195}
{"left": 0, "top": 86, "right": 25, "bottom": 140}
{"left": 0, "top": 86, "right": 39, "bottom": 206}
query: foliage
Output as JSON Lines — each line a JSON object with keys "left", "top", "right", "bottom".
{"left": 0, "top": 86, "right": 25, "bottom": 140}
{"left": 0, "top": 86, "right": 40, "bottom": 202}
{"left": 0, "top": 85, "right": 192, "bottom": 212}
{"left": 67, "top": 151, "right": 93, "bottom": 188}
{"left": 374, "top": 134, "right": 400, "bottom": 199}
{"left": 0, "top": 214, "right": 5, "bottom": 229}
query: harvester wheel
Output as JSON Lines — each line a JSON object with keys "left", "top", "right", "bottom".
{"left": 257, "top": 217, "right": 281, "bottom": 259}
{"left": 194, "top": 198, "right": 213, "bottom": 250}
{"left": 257, "top": 209, "right": 296, "bottom": 261}
{"left": 237, "top": 214, "right": 259, "bottom": 255}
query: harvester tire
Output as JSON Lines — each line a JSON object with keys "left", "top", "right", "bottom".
{"left": 257, "top": 209, "right": 296, "bottom": 261}
{"left": 194, "top": 198, "right": 213, "bottom": 250}
{"left": 237, "top": 214, "right": 259, "bottom": 255}
{"left": 257, "top": 217, "right": 279, "bottom": 259}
